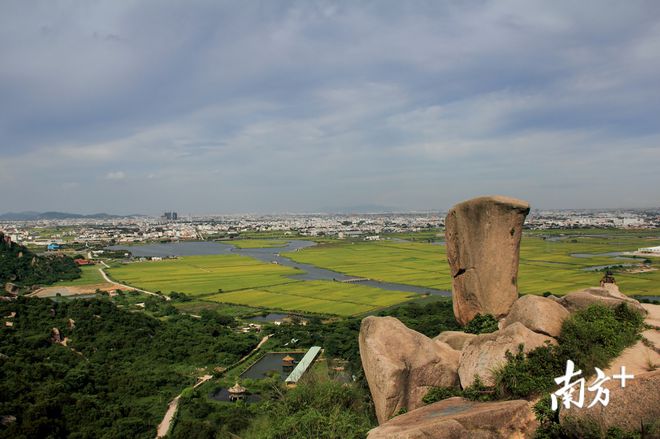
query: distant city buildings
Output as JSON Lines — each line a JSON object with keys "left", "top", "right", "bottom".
{"left": 163, "top": 212, "right": 178, "bottom": 221}
{"left": 0, "top": 208, "right": 658, "bottom": 247}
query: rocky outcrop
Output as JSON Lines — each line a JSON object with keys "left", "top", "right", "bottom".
{"left": 359, "top": 316, "right": 461, "bottom": 424}
{"left": 367, "top": 397, "right": 538, "bottom": 439}
{"left": 445, "top": 196, "right": 530, "bottom": 325}
{"left": 558, "top": 283, "right": 646, "bottom": 315}
{"left": 458, "top": 322, "right": 556, "bottom": 387}
{"left": 559, "top": 370, "right": 660, "bottom": 435}
{"left": 502, "top": 295, "right": 570, "bottom": 337}
{"left": 434, "top": 331, "right": 477, "bottom": 350}
{"left": 604, "top": 302, "right": 660, "bottom": 376}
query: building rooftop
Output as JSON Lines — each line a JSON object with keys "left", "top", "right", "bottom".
{"left": 285, "top": 346, "right": 322, "bottom": 384}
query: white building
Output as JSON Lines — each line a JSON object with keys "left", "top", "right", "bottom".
{"left": 638, "top": 246, "right": 660, "bottom": 254}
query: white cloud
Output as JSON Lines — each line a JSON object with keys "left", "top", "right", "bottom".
{"left": 104, "top": 171, "right": 126, "bottom": 180}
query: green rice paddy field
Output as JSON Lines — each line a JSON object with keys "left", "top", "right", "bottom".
{"left": 108, "top": 254, "right": 300, "bottom": 294}
{"left": 210, "top": 281, "right": 416, "bottom": 316}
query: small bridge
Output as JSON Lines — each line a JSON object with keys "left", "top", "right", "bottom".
{"left": 337, "top": 277, "right": 370, "bottom": 283}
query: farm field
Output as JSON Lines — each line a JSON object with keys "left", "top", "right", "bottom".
{"left": 107, "top": 254, "right": 301, "bottom": 296}
{"left": 285, "top": 231, "right": 660, "bottom": 296}
{"left": 223, "top": 239, "right": 288, "bottom": 249}
{"left": 209, "top": 280, "right": 416, "bottom": 316}
{"left": 284, "top": 241, "right": 452, "bottom": 290}
{"left": 55, "top": 265, "right": 106, "bottom": 286}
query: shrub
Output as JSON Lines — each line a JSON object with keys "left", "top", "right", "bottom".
{"left": 423, "top": 375, "right": 496, "bottom": 405}
{"left": 493, "top": 303, "right": 644, "bottom": 400}
{"left": 464, "top": 314, "right": 499, "bottom": 334}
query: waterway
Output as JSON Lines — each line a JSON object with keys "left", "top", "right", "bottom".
{"left": 107, "top": 240, "right": 450, "bottom": 296}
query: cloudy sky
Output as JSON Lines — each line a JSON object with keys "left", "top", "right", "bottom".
{"left": 1, "top": 1, "right": 659, "bottom": 214}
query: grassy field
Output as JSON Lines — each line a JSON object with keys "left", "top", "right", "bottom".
{"left": 209, "top": 280, "right": 416, "bottom": 316}
{"left": 107, "top": 254, "right": 301, "bottom": 295}
{"left": 55, "top": 265, "right": 106, "bottom": 286}
{"left": 223, "top": 239, "right": 289, "bottom": 249}
{"left": 285, "top": 231, "right": 660, "bottom": 296}
{"left": 285, "top": 241, "right": 451, "bottom": 290}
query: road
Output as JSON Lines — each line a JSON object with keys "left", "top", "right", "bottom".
{"left": 98, "top": 267, "right": 171, "bottom": 301}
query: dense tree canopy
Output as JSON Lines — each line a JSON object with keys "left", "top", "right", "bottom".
{"left": 0, "top": 297, "right": 258, "bottom": 439}
{"left": 0, "top": 233, "right": 80, "bottom": 287}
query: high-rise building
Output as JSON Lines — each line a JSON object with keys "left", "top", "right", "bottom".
{"left": 163, "top": 212, "right": 178, "bottom": 221}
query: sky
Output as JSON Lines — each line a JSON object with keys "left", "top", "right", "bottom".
{"left": 1, "top": 0, "right": 659, "bottom": 214}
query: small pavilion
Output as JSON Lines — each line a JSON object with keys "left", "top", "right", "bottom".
{"left": 228, "top": 382, "right": 247, "bottom": 402}
{"left": 282, "top": 354, "right": 296, "bottom": 372}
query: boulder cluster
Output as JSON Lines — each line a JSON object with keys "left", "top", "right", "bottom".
{"left": 359, "top": 195, "right": 659, "bottom": 438}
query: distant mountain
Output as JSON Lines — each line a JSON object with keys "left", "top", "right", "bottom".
{"left": 0, "top": 211, "right": 132, "bottom": 221}
{"left": 317, "top": 204, "right": 400, "bottom": 214}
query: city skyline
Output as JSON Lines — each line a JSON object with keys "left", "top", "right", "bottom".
{"left": 2, "top": 1, "right": 660, "bottom": 214}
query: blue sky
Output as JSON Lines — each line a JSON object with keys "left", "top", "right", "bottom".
{"left": 1, "top": 0, "right": 659, "bottom": 214}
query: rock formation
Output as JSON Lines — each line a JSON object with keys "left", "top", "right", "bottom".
{"left": 359, "top": 316, "right": 460, "bottom": 424}
{"left": 559, "top": 370, "right": 660, "bottom": 435}
{"left": 501, "top": 295, "right": 570, "bottom": 337}
{"left": 458, "top": 322, "right": 556, "bottom": 387}
{"left": 445, "top": 196, "right": 530, "bottom": 325}
{"left": 558, "top": 283, "right": 647, "bottom": 315}
{"left": 367, "top": 397, "right": 538, "bottom": 439}
{"left": 434, "top": 331, "right": 477, "bottom": 351}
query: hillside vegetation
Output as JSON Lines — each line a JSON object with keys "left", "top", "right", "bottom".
{"left": 0, "top": 232, "right": 80, "bottom": 287}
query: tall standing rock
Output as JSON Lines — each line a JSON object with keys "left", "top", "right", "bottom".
{"left": 445, "top": 196, "right": 530, "bottom": 325}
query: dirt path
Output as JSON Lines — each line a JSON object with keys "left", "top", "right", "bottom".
{"left": 99, "top": 268, "right": 171, "bottom": 301}
{"left": 155, "top": 335, "right": 271, "bottom": 438}
{"left": 156, "top": 375, "right": 213, "bottom": 438}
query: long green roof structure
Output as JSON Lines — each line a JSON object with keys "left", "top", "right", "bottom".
{"left": 285, "top": 346, "right": 322, "bottom": 384}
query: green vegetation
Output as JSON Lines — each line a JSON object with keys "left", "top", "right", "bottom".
{"left": 0, "top": 296, "right": 259, "bottom": 439}
{"left": 224, "top": 239, "right": 289, "bottom": 249}
{"left": 107, "top": 254, "right": 300, "bottom": 295}
{"left": 214, "top": 281, "right": 416, "bottom": 316}
{"left": 422, "top": 375, "right": 495, "bottom": 404}
{"left": 464, "top": 313, "right": 499, "bottom": 334}
{"left": 171, "top": 371, "right": 374, "bottom": 439}
{"left": 0, "top": 232, "right": 80, "bottom": 287}
{"left": 52, "top": 265, "right": 105, "bottom": 286}
{"left": 489, "top": 303, "right": 644, "bottom": 400}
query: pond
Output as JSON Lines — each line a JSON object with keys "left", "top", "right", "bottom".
{"left": 209, "top": 388, "right": 261, "bottom": 403}
{"left": 240, "top": 352, "right": 305, "bottom": 381}
{"left": 247, "top": 313, "right": 290, "bottom": 322}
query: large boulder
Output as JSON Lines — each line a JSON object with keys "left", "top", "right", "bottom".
{"left": 445, "top": 195, "right": 530, "bottom": 325}
{"left": 360, "top": 316, "right": 460, "bottom": 424}
{"left": 434, "top": 331, "right": 477, "bottom": 351}
{"left": 559, "top": 370, "right": 660, "bottom": 435}
{"left": 558, "top": 283, "right": 646, "bottom": 315}
{"left": 367, "top": 397, "right": 538, "bottom": 439}
{"left": 502, "top": 294, "right": 570, "bottom": 337}
{"left": 458, "top": 322, "right": 556, "bottom": 387}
